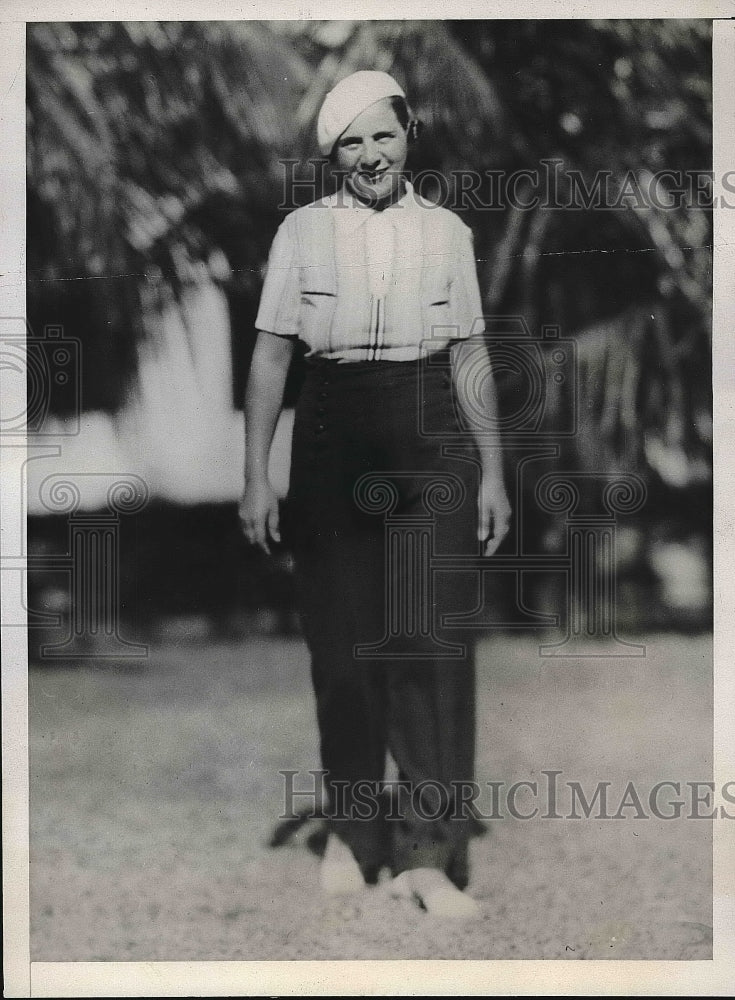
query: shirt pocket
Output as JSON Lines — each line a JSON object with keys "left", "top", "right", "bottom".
{"left": 298, "top": 267, "right": 338, "bottom": 349}
{"left": 421, "top": 264, "right": 454, "bottom": 339}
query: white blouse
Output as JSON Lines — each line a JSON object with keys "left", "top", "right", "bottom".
{"left": 255, "top": 181, "right": 486, "bottom": 362}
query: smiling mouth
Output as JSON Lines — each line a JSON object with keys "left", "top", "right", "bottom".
{"left": 358, "top": 169, "right": 390, "bottom": 184}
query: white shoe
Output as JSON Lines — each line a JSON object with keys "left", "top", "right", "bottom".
{"left": 390, "top": 867, "right": 481, "bottom": 919}
{"left": 320, "top": 833, "right": 366, "bottom": 896}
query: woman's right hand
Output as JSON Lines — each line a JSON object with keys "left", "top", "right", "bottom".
{"left": 239, "top": 479, "right": 280, "bottom": 554}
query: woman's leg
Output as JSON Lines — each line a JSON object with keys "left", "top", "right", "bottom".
{"left": 285, "top": 366, "right": 392, "bottom": 883}
{"left": 370, "top": 357, "right": 480, "bottom": 893}
{"left": 385, "top": 656, "right": 475, "bottom": 885}
{"left": 295, "top": 542, "right": 391, "bottom": 883}
{"left": 285, "top": 355, "right": 481, "bottom": 901}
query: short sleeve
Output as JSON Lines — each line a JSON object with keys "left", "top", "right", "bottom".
{"left": 254, "top": 217, "right": 301, "bottom": 337}
{"left": 451, "top": 220, "right": 485, "bottom": 340}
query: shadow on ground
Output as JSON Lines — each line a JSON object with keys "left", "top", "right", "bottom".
{"left": 30, "top": 631, "right": 712, "bottom": 960}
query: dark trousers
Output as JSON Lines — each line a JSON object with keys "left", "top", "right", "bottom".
{"left": 283, "top": 349, "right": 480, "bottom": 886}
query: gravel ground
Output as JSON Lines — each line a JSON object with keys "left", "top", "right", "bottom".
{"left": 30, "top": 631, "right": 712, "bottom": 961}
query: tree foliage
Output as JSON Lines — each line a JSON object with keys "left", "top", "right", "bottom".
{"left": 27, "top": 19, "right": 711, "bottom": 491}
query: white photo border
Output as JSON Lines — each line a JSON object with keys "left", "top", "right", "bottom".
{"left": 2, "top": 4, "right": 733, "bottom": 996}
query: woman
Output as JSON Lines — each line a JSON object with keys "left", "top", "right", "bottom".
{"left": 240, "top": 71, "right": 511, "bottom": 919}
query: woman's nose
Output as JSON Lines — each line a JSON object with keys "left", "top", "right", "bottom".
{"left": 359, "top": 142, "right": 381, "bottom": 168}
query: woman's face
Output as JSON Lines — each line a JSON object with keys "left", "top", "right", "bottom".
{"left": 334, "top": 98, "right": 409, "bottom": 204}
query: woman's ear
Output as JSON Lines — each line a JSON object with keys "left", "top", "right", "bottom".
{"left": 408, "top": 119, "right": 423, "bottom": 144}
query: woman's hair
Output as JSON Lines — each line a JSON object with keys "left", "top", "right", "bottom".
{"left": 390, "top": 96, "right": 422, "bottom": 144}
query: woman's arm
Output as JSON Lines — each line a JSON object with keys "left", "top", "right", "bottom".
{"left": 450, "top": 336, "right": 512, "bottom": 556}
{"left": 240, "top": 330, "right": 295, "bottom": 553}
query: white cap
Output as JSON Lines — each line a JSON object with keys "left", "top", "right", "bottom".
{"left": 316, "top": 70, "right": 406, "bottom": 156}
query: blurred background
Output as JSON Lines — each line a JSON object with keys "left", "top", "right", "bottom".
{"left": 25, "top": 19, "right": 713, "bottom": 650}
{"left": 24, "top": 18, "right": 715, "bottom": 963}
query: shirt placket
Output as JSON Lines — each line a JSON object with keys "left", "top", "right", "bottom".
{"left": 365, "top": 213, "right": 395, "bottom": 361}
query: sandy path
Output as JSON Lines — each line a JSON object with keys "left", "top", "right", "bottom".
{"left": 30, "top": 632, "right": 712, "bottom": 961}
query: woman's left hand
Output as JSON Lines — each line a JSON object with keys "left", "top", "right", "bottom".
{"left": 477, "top": 476, "right": 512, "bottom": 556}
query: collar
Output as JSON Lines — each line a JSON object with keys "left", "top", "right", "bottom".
{"left": 329, "top": 179, "right": 421, "bottom": 235}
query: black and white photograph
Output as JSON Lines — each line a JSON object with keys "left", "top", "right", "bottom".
{"left": 1, "top": 4, "right": 734, "bottom": 996}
